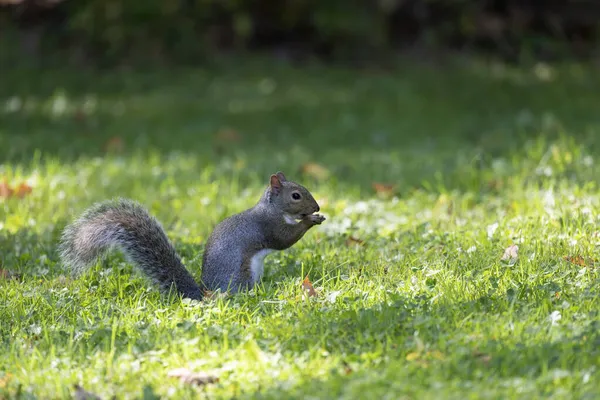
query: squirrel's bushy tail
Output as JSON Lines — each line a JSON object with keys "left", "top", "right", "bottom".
{"left": 58, "top": 198, "right": 203, "bottom": 300}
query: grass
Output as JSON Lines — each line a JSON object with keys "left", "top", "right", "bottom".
{"left": 1, "top": 55, "right": 600, "bottom": 399}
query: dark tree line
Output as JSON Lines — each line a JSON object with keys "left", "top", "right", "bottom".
{"left": 2, "top": 0, "right": 599, "bottom": 64}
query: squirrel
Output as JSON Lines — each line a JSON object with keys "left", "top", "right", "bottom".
{"left": 58, "top": 172, "right": 325, "bottom": 300}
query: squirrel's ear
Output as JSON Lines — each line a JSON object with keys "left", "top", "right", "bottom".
{"left": 275, "top": 171, "right": 287, "bottom": 182}
{"left": 270, "top": 174, "right": 282, "bottom": 195}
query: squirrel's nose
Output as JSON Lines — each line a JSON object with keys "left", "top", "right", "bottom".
{"left": 315, "top": 205, "right": 320, "bottom": 213}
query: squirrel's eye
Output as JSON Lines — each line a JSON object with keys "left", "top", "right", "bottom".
{"left": 292, "top": 192, "right": 301, "bottom": 200}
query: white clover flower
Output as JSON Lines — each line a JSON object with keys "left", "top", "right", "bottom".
{"left": 487, "top": 222, "right": 499, "bottom": 238}
{"left": 549, "top": 310, "right": 562, "bottom": 326}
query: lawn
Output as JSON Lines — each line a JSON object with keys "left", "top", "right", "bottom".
{"left": 1, "top": 56, "right": 600, "bottom": 399}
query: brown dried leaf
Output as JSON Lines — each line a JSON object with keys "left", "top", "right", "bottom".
{"left": 563, "top": 255, "right": 587, "bottom": 267}
{"left": 74, "top": 109, "right": 87, "bottom": 122}
{"left": 302, "top": 275, "right": 318, "bottom": 297}
{"left": 215, "top": 128, "right": 241, "bottom": 143}
{"left": 167, "top": 368, "right": 219, "bottom": 386}
{"left": 479, "top": 354, "right": 492, "bottom": 364}
{"left": 501, "top": 244, "right": 519, "bottom": 263}
{"left": 0, "top": 180, "right": 13, "bottom": 198}
{"left": 0, "top": 373, "right": 13, "bottom": 388}
{"left": 372, "top": 182, "right": 395, "bottom": 198}
{"left": 213, "top": 128, "right": 242, "bottom": 155}
{"left": 342, "top": 362, "right": 353, "bottom": 375}
{"left": 473, "top": 350, "right": 492, "bottom": 365}
{"left": 300, "top": 163, "right": 330, "bottom": 180}
{"left": 345, "top": 236, "right": 365, "bottom": 247}
{"left": 487, "top": 179, "right": 504, "bottom": 191}
{"left": 14, "top": 182, "right": 32, "bottom": 198}
{"left": 104, "top": 137, "right": 124, "bottom": 153}
{"left": 203, "top": 289, "right": 228, "bottom": 301}
{"left": 0, "top": 269, "right": 20, "bottom": 280}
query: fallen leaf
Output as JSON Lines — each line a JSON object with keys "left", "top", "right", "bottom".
{"left": 487, "top": 179, "right": 504, "bottom": 191}
{"left": 14, "top": 182, "right": 32, "bottom": 198}
{"left": 341, "top": 362, "right": 353, "bottom": 375}
{"left": 473, "top": 350, "right": 492, "bottom": 365}
{"left": 104, "top": 137, "right": 124, "bottom": 153}
{"left": 479, "top": 354, "right": 492, "bottom": 364}
{"left": 372, "top": 182, "right": 395, "bottom": 198}
{"left": 0, "top": 180, "right": 32, "bottom": 199}
{"left": 301, "top": 275, "right": 318, "bottom": 297}
{"left": 405, "top": 352, "right": 420, "bottom": 361}
{"left": 0, "top": 180, "right": 13, "bottom": 198}
{"left": 215, "top": 128, "right": 241, "bottom": 143}
{"left": 563, "top": 255, "right": 587, "bottom": 267}
{"left": 500, "top": 244, "right": 519, "bottom": 263}
{"left": 203, "top": 289, "right": 228, "bottom": 301}
{"left": 73, "top": 109, "right": 87, "bottom": 122}
{"left": 0, "top": 269, "right": 21, "bottom": 280}
{"left": 345, "top": 236, "right": 365, "bottom": 247}
{"left": 0, "top": 373, "right": 12, "bottom": 388}
{"left": 300, "top": 163, "right": 330, "bottom": 180}
{"left": 213, "top": 128, "right": 242, "bottom": 155}
{"left": 73, "top": 384, "right": 102, "bottom": 400}
{"left": 167, "top": 368, "right": 219, "bottom": 386}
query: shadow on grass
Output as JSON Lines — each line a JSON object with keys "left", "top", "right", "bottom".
{"left": 2, "top": 58, "right": 600, "bottom": 165}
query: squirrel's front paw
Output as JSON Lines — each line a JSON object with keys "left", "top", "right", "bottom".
{"left": 307, "top": 213, "right": 326, "bottom": 225}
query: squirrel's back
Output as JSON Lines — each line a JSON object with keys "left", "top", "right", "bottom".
{"left": 58, "top": 198, "right": 203, "bottom": 299}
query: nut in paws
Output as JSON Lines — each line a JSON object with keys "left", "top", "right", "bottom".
{"left": 308, "top": 214, "right": 326, "bottom": 224}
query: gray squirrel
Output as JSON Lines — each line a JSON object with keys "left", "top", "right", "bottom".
{"left": 58, "top": 172, "right": 325, "bottom": 300}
